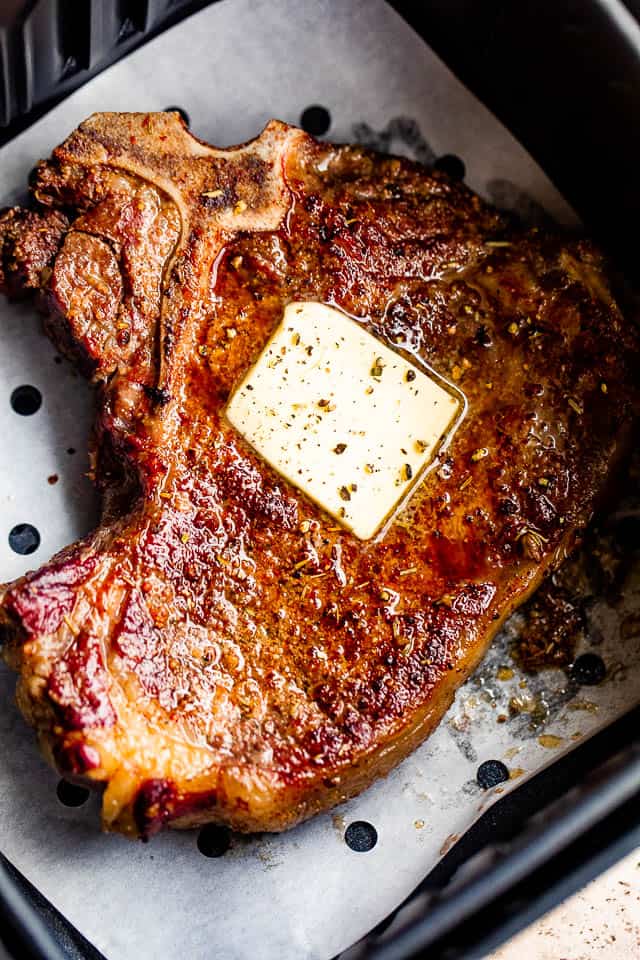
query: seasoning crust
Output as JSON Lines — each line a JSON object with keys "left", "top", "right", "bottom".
{"left": 0, "top": 112, "right": 637, "bottom": 837}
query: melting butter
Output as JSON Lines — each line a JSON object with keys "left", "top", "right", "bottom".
{"left": 226, "top": 301, "right": 463, "bottom": 539}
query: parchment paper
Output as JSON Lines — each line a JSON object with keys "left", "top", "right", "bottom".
{"left": 0, "top": 2, "right": 637, "bottom": 959}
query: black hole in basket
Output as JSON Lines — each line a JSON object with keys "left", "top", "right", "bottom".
{"left": 434, "top": 154, "right": 466, "bottom": 181}
{"left": 10, "top": 384, "right": 42, "bottom": 416}
{"left": 344, "top": 820, "right": 377, "bottom": 852}
{"left": 8, "top": 523, "right": 40, "bottom": 556}
{"left": 67, "top": 447, "right": 76, "bottom": 455}
{"left": 476, "top": 759, "right": 509, "bottom": 790}
{"left": 56, "top": 779, "right": 90, "bottom": 808}
{"left": 197, "top": 824, "right": 232, "bottom": 858}
{"left": 164, "top": 106, "right": 190, "bottom": 127}
{"left": 300, "top": 105, "right": 331, "bottom": 137}
{"left": 571, "top": 653, "right": 606, "bottom": 686}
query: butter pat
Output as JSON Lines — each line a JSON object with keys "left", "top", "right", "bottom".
{"left": 226, "top": 302, "right": 463, "bottom": 539}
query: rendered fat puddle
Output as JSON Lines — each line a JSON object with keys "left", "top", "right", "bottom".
{"left": 226, "top": 301, "right": 466, "bottom": 539}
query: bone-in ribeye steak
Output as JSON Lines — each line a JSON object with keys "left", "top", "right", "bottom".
{"left": 0, "top": 113, "right": 638, "bottom": 838}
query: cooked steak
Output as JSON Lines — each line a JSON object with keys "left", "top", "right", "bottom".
{"left": 0, "top": 113, "right": 637, "bottom": 838}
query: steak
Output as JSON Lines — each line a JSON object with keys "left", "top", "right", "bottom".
{"left": 0, "top": 112, "right": 638, "bottom": 838}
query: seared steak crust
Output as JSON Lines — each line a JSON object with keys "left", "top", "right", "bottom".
{"left": 0, "top": 113, "right": 638, "bottom": 837}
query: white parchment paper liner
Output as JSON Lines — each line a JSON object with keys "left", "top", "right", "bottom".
{"left": 0, "top": 3, "right": 637, "bottom": 959}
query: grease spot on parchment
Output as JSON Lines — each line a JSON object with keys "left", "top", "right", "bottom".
{"left": 352, "top": 116, "right": 437, "bottom": 166}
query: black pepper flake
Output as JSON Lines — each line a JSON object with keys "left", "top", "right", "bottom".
{"left": 143, "top": 385, "right": 171, "bottom": 406}
{"left": 406, "top": 369, "right": 416, "bottom": 382}
{"left": 404, "top": 464, "right": 413, "bottom": 480}
{"left": 334, "top": 443, "right": 347, "bottom": 454}
{"left": 475, "top": 325, "right": 492, "bottom": 347}
{"left": 339, "top": 486, "right": 351, "bottom": 501}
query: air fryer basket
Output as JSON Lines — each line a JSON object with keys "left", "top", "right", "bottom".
{"left": 0, "top": 3, "right": 639, "bottom": 959}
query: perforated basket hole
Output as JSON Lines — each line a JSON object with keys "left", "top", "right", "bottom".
{"left": 476, "top": 759, "right": 509, "bottom": 789}
{"left": 344, "top": 820, "right": 377, "bottom": 852}
{"left": 8, "top": 523, "right": 40, "bottom": 555}
{"left": 300, "top": 105, "right": 331, "bottom": 136}
{"left": 434, "top": 154, "right": 466, "bottom": 180}
{"left": 571, "top": 653, "right": 606, "bottom": 685}
{"left": 10, "top": 384, "right": 42, "bottom": 416}
{"left": 56, "top": 779, "right": 90, "bottom": 807}
{"left": 197, "top": 824, "right": 232, "bottom": 858}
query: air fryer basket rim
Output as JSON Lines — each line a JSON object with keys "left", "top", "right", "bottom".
{"left": 0, "top": 2, "right": 639, "bottom": 959}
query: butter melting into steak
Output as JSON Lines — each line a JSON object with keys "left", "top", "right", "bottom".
{"left": 0, "top": 113, "right": 638, "bottom": 838}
